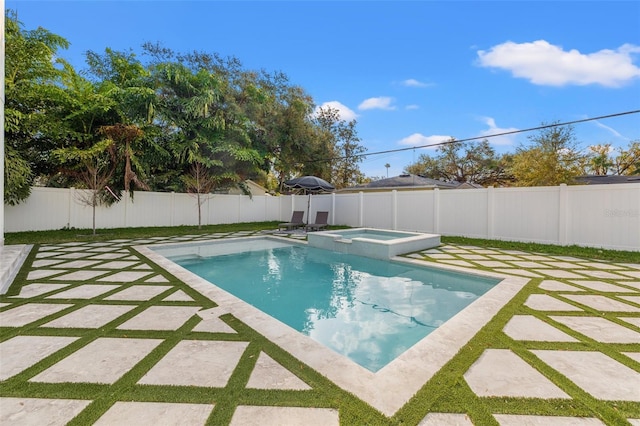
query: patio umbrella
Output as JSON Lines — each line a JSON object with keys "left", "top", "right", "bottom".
{"left": 284, "top": 176, "right": 335, "bottom": 225}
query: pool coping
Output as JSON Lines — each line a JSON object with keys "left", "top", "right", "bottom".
{"left": 135, "top": 236, "right": 529, "bottom": 416}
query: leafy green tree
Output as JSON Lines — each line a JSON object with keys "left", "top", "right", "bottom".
{"left": 613, "top": 141, "right": 640, "bottom": 175}
{"left": 509, "top": 123, "right": 584, "bottom": 186}
{"left": 584, "top": 141, "right": 640, "bottom": 176}
{"left": 312, "top": 106, "right": 366, "bottom": 189}
{"left": 406, "top": 139, "right": 513, "bottom": 186}
{"left": 4, "top": 10, "right": 70, "bottom": 202}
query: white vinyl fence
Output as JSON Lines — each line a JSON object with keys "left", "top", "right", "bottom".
{"left": 5, "top": 183, "right": 640, "bottom": 251}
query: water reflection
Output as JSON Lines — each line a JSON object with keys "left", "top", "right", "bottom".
{"left": 176, "top": 244, "right": 498, "bottom": 372}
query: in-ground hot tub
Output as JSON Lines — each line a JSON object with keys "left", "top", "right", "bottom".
{"left": 307, "top": 228, "right": 440, "bottom": 259}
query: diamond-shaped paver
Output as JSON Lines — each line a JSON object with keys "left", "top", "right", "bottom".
{"left": 493, "top": 414, "right": 605, "bottom": 425}
{"left": 145, "top": 275, "right": 170, "bottom": 283}
{"left": 578, "top": 262, "right": 622, "bottom": 270}
{"left": 550, "top": 316, "right": 640, "bottom": 343}
{"left": 27, "top": 269, "right": 67, "bottom": 280}
{"left": 495, "top": 268, "right": 543, "bottom": 278}
{"left": 229, "top": 406, "right": 339, "bottom": 426}
{"left": 621, "top": 296, "right": 640, "bottom": 305}
{"left": 94, "top": 401, "right": 214, "bottom": 425}
{"left": 104, "top": 285, "right": 171, "bottom": 301}
{"left": 41, "top": 305, "right": 136, "bottom": 328}
{"left": 98, "top": 271, "right": 153, "bottom": 282}
{"left": 0, "top": 336, "right": 79, "bottom": 380}
{"left": 539, "top": 280, "right": 583, "bottom": 292}
{"left": 419, "top": 413, "right": 474, "bottom": 425}
{"left": 567, "top": 280, "right": 634, "bottom": 292}
{"left": 46, "top": 284, "right": 120, "bottom": 299}
{"left": 50, "top": 270, "right": 109, "bottom": 281}
{"left": 524, "top": 294, "right": 582, "bottom": 311}
{"left": 246, "top": 352, "right": 311, "bottom": 390}
{"left": 464, "top": 349, "right": 569, "bottom": 398}
{"left": 532, "top": 350, "right": 640, "bottom": 401}
{"left": 503, "top": 315, "right": 578, "bottom": 342}
{"left": 138, "top": 340, "right": 249, "bottom": 387}
{"left": 0, "top": 397, "right": 92, "bottom": 425}
{"left": 579, "top": 270, "right": 631, "bottom": 280}
{"left": 562, "top": 295, "right": 640, "bottom": 312}
{"left": 30, "top": 337, "right": 163, "bottom": 384}
{"left": 52, "top": 260, "right": 102, "bottom": 269}
{"left": 534, "top": 269, "right": 586, "bottom": 279}
{"left": 162, "top": 290, "right": 194, "bottom": 302}
{"left": 97, "top": 261, "right": 140, "bottom": 269}
{"left": 621, "top": 317, "right": 640, "bottom": 328}
{"left": 31, "top": 259, "right": 65, "bottom": 268}
{"left": 117, "top": 306, "right": 200, "bottom": 330}
{"left": 0, "top": 303, "right": 73, "bottom": 327}
{"left": 12, "top": 283, "right": 69, "bottom": 298}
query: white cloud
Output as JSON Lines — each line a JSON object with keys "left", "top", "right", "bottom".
{"left": 477, "top": 40, "right": 640, "bottom": 87}
{"left": 401, "top": 78, "right": 430, "bottom": 88}
{"left": 314, "top": 101, "right": 358, "bottom": 121}
{"left": 593, "top": 120, "right": 626, "bottom": 139}
{"left": 398, "top": 133, "right": 452, "bottom": 148}
{"left": 358, "top": 97, "right": 396, "bottom": 111}
{"left": 478, "top": 117, "right": 519, "bottom": 146}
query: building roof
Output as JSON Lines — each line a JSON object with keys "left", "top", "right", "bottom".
{"left": 574, "top": 175, "right": 640, "bottom": 185}
{"left": 339, "top": 174, "right": 464, "bottom": 193}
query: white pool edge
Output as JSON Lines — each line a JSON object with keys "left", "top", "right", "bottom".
{"left": 135, "top": 237, "right": 529, "bottom": 416}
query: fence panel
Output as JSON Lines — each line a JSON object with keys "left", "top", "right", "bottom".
{"left": 396, "top": 190, "right": 435, "bottom": 232}
{"left": 333, "top": 194, "right": 360, "bottom": 226}
{"left": 438, "top": 189, "right": 489, "bottom": 238}
{"left": 492, "top": 186, "right": 560, "bottom": 244}
{"left": 567, "top": 184, "right": 640, "bottom": 251}
{"left": 362, "top": 192, "right": 393, "bottom": 229}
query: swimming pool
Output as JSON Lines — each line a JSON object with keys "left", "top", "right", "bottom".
{"left": 153, "top": 238, "right": 499, "bottom": 372}
{"left": 139, "top": 236, "right": 526, "bottom": 415}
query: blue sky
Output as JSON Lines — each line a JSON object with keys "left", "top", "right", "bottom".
{"left": 8, "top": 1, "right": 640, "bottom": 178}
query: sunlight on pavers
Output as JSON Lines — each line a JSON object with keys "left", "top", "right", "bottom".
{"left": 94, "top": 401, "right": 214, "bottom": 425}
{"left": 0, "top": 336, "right": 79, "bottom": 380}
{"left": 0, "top": 397, "right": 92, "bottom": 425}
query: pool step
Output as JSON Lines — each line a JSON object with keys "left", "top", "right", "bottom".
{"left": 0, "top": 244, "right": 32, "bottom": 294}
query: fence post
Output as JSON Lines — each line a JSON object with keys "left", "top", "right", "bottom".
{"left": 68, "top": 187, "right": 74, "bottom": 229}
{"left": 392, "top": 190, "right": 398, "bottom": 230}
{"left": 558, "top": 183, "right": 568, "bottom": 246}
{"left": 331, "top": 193, "right": 336, "bottom": 225}
{"left": 433, "top": 188, "right": 440, "bottom": 233}
{"left": 359, "top": 191, "right": 364, "bottom": 227}
{"left": 487, "top": 186, "right": 495, "bottom": 239}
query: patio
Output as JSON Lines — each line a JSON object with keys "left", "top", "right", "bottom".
{"left": 0, "top": 231, "right": 639, "bottom": 425}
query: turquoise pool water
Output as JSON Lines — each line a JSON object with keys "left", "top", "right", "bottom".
{"left": 329, "top": 229, "right": 413, "bottom": 241}
{"left": 168, "top": 239, "right": 499, "bottom": 372}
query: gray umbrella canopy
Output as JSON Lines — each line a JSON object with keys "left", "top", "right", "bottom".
{"left": 283, "top": 176, "right": 335, "bottom": 193}
{"left": 283, "top": 176, "right": 334, "bottom": 225}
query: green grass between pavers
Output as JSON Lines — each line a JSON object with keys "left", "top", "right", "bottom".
{"left": 1, "top": 232, "right": 639, "bottom": 424}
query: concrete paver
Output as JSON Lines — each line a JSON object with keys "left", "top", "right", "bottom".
{"left": 104, "top": 285, "right": 172, "bottom": 301}
{"left": 41, "top": 304, "right": 136, "bottom": 328}
{"left": 549, "top": 316, "right": 640, "bottom": 343}
{"left": 538, "top": 280, "right": 583, "bottom": 292}
{"left": 524, "top": 294, "right": 582, "bottom": 311}
{"left": 562, "top": 295, "right": 639, "bottom": 312}
{"left": 94, "top": 401, "right": 214, "bottom": 425}
{"left": 46, "top": 284, "right": 120, "bottom": 299}
{"left": 493, "top": 414, "right": 606, "bottom": 425}
{"left": 532, "top": 350, "right": 640, "bottom": 401}
{"left": 568, "top": 280, "right": 635, "bottom": 292}
{"left": 0, "top": 336, "right": 79, "bottom": 380}
{"left": 246, "top": 352, "right": 311, "bottom": 390}
{"left": 229, "top": 406, "right": 340, "bottom": 426}
{"left": 138, "top": 340, "right": 249, "bottom": 387}
{"left": 117, "top": 306, "right": 201, "bottom": 330}
{"left": 12, "top": 283, "right": 69, "bottom": 298}
{"left": 0, "top": 303, "right": 73, "bottom": 327}
{"left": 30, "top": 337, "right": 163, "bottom": 384}
{"left": 464, "top": 349, "right": 570, "bottom": 399}
{"left": 0, "top": 397, "right": 92, "bottom": 425}
{"left": 503, "top": 315, "right": 578, "bottom": 342}
{"left": 419, "top": 413, "right": 474, "bottom": 425}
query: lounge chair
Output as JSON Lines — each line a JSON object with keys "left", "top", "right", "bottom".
{"left": 278, "top": 210, "right": 305, "bottom": 231}
{"left": 306, "top": 211, "right": 329, "bottom": 232}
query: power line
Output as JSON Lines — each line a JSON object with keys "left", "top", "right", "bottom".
{"left": 308, "top": 109, "right": 640, "bottom": 163}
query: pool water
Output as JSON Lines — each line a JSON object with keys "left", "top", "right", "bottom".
{"left": 170, "top": 240, "right": 498, "bottom": 372}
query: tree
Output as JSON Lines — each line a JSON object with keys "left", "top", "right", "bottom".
{"left": 509, "top": 123, "right": 584, "bottom": 186}
{"left": 4, "top": 10, "right": 70, "bottom": 203}
{"left": 584, "top": 141, "right": 640, "bottom": 176}
{"left": 312, "top": 106, "right": 367, "bottom": 189}
{"left": 53, "top": 139, "right": 115, "bottom": 235}
{"left": 182, "top": 162, "right": 217, "bottom": 229}
{"left": 406, "top": 139, "right": 513, "bottom": 186}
